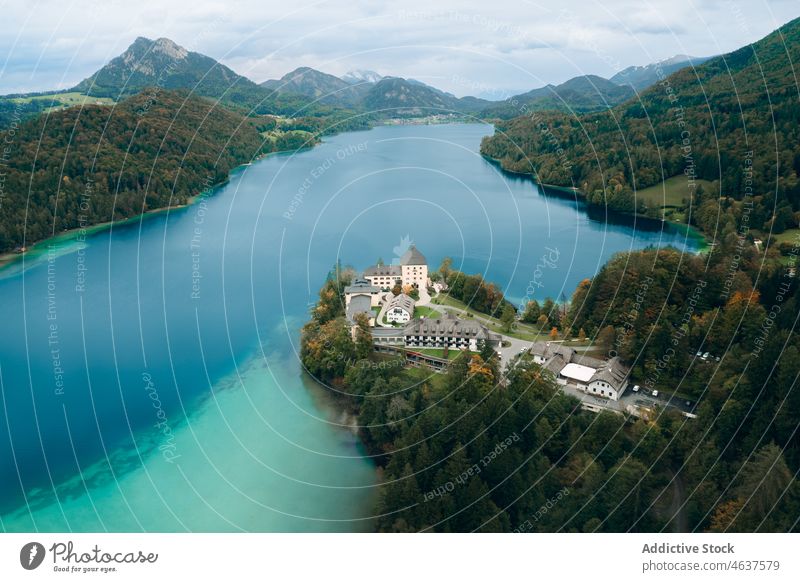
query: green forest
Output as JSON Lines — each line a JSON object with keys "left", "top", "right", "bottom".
{"left": 0, "top": 89, "right": 369, "bottom": 253}
{"left": 300, "top": 247, "right": 800, "bottom": 531}
{"left": 0, "top": 90, "right": 274, "bottom": 251}
{"left": 480, "top": 16, "right": 800, "bottom": 237}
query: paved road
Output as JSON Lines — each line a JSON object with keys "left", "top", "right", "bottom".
{"left": 435, "top": 303, "right": 533, "bottom": 332}
{"left": 374, "top": 292, "right": 394, "bottom": 327}
{"left": 497, "top": 336, "right": 535, "bottom": 369}
{"left": 416, "top": 285, "right": 431, "bottom": 306}
{"left": 431, "top": 303, "right": 538, "bottom": 368}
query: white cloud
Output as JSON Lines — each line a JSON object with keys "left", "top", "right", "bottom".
{"left": 0, "top": 0, "right": 796, "bottom": 95}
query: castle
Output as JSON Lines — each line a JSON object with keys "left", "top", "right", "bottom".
{"left": 362, "top": 245, "right": 428, "bottom": 290}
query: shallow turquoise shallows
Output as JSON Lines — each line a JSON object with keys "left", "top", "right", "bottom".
{"left": 0, "top": 123, "right": 698, "bottom": 532}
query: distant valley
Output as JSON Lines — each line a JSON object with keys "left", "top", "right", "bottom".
{"left": 1, "top": 36, "right": 711, "bottom": 129}
{"left": 0, "top": 34, "right": 723, "bottom": 254}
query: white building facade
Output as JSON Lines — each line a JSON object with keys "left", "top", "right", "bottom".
{"left": 386, "top": 293, "right": 414, "bottom": 323}
{"left": 363, "top": 245, "right": 428, "bottom": 290}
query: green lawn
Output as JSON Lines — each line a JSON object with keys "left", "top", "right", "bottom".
{"left": 431, "top": 293, "right": 495, "bottom": 317}
{"left": 260, "top": 128, "right": 316, "bottom": 143}
{"left": 768, "top": 228, "right": 800, "bottom": 245}
{"left": 412, "top": 348, "right": 463, "bottom": 361}
{"left": 431, "top": 294, "right": 547, "bottom": 342}
{"left": 414, "top": 306, "right": 442, "bottom": 319}
{"left": 636, "top": 176, "right": 715, "bottom": 209}
{"left": 11, "top": 91, "right": 115, "bottom": 108}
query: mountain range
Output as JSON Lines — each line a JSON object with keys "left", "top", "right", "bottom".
{"left": 1, "top": 35, "right": 717, "bottom": 126}
{"left": 260, "top": 67, "right": 490, "bottom": 115}
{"left": 71, "top": 37, "right": 350, "bottom": 117}
{"left": 480, "top": 16, "right": 800, "bottom": 224}
{"left": 261, "top": 66, "right": 370, "bottom": 106}
{"left": 480, "top": 75, "right": 636, "bottom": 118}
{"left": 2, "top": 20, "right": 799, "bottom": 286}
{"left": 610, "top": 54, "right": 713, "bottom": 90}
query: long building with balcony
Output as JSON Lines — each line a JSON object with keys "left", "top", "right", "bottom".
{"left": 372, "top": 313, "right": 501, "bottom": 352}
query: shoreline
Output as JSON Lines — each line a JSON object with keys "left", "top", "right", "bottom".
{"left": 481, "top": 153, "right": 708, "bottom": 250}
{"left": 0, "top": 194, "right": 206, "bottom": 270}
{"left": 0, "top": 147, "right": 286, "bottom": 271}
{"left": 2, "top": 123, "right": 706, "bottom": 272}
{"left": 0, "top": 118, "right": 466, "bottom": 270}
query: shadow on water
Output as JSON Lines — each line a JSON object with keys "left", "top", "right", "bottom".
{"left": 484, "top": 156, "right": 700, "bottom": 237}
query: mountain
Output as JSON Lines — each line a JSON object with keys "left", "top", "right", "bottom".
{"left": 341, "top": 69, "right": 383, "bottom": 84}
{"left": 362, "top": 77, "right": 454, "bottom": 113}
{"left": 74, "top": 37, "right": 250, "bottom": 100}
{"left": 71, "top": 37, "right": 329, "bottom": 116}
{"left": 260, "top": 66, "right": 369, "bottom": 105}
{"left": 362, "top": 77, "right": 488, "bottom": 116}
{"left": 481, "top": 74, "right": 635, "bottom": 119}
{"left": 480, "top": 16, "right": 800, "bottom": 226}
{"left": 610, "top": 54, "right": 713, "bottom": 91}
{"left": 262, "top": 70, "right": 491, "bottom": 115}
{"left": 0, "top": 90, "right": 269, "bottom": 252}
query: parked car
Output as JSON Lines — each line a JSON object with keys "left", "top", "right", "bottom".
{"left": 696, "top": 350, "right": 703, "bottom": 357}
{"left": 652, "top": 390, "right": 659, "bottom": 398}
{"left": 632, "top": 385, "right": 640, "bottom": 393}
{"left": 702, "top": 352, "right": 710, "bottom": 360}
{"left": 715, "top": 356, "right": 720, "bottom": 362}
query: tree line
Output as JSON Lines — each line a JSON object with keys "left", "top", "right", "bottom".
{"left": 480, "top": 17, "right": 800, "bottom": 238}
{"left": 300, "top": 252, "right": 800, "bottom": 532}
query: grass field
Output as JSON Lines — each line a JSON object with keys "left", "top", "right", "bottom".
{"left": 414, "top": 306, "right": 442, "bottom": 319}
{"left": 412, "top": 347, "right": 463, "bottom": 361}
{"left": 431, "top": 294, "right": 547, "bottom": 342}
{"left": 769, "top": 228, "right": 800, "bottom": 245}
{"left": 11, "top": 91, "right": 115, "bottom": 108}
{"left": 636, "top": 176, "right": 715, "bottom": 209}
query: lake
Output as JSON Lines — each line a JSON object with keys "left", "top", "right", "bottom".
{"left": 0, "top": 123, "right": 698, "bottom": 531}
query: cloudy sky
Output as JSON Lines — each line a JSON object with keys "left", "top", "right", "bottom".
{"left": 1, "top": 0, "right": 797, "bottom": 97}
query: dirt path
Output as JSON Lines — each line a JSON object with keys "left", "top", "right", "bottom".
{"left": 667, "top": 470, "right": 689, "bottom": 532}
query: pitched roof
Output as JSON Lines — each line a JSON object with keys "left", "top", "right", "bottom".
{"left": 387, "top": 293, "right": 415, "bottom": 314}
{"left": 589, "top": 356, "right": 630, "bottom": 390}
{"left": 403, "top": 313, "right": 491, "bottom": 339}
{"left": 364, "top": 264, "right": 401, "bottom": 277}
{"left": 400, "top": 245, "right": 426, "bottom": 266}
{"left": 530, "top": 341, "right": 575, "bottom": 362}
{"left": 545, "top": 353, "right": 568, "bottom": 375}
{"left": 531, "top": 342, "right": 630, "bottom": 391}
{"left": 345, "top": 278, "right": 380, "bottom": 294}
{"left": 346, "top": 294, "right": 373, "bottom": 324}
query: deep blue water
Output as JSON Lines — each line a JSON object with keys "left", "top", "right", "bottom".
{"left": 0, "top": 123, "right": 697, "bottom": 531}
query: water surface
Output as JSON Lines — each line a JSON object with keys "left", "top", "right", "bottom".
{"left": 0, "top": 123, "right": 697, "bottom": 531}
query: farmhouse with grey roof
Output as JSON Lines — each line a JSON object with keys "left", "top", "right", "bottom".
{"left": 528, "top": 341, "right": 630, "bottom": 400}
{"left": 346, "top": 294, "right": 375, "bottom": 326}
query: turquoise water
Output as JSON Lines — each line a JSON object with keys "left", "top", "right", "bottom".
{"left": 0, "top": 123, "right": 697, "bottom": 532}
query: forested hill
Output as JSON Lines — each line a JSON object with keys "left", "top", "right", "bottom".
{"left": 300, "top": 252, "right": 800, "bottom": 532}
{"left": 480, "top": 16, "right": 800, "bottom": 225}
{"left": 480, "top": 75, "right": 635, "bottom": 119}
{"left": 0, "top": 90, "right": 267, "bottom": 252}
